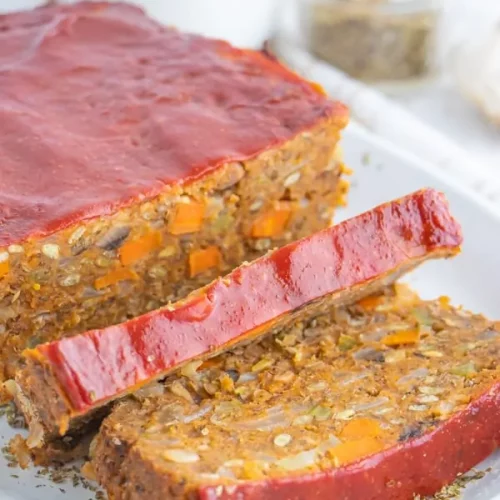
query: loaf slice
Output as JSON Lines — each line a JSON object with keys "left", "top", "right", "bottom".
{"left": 91, "top": 285, "right": 500, "bottom": 500}
{"left": 0, "top": 1, "right": 348, "bottom": 387}
{"left": 13, "top": 189, "right": 462, "bottom": 455}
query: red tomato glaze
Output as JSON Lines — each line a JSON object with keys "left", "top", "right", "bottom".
{"left": 0, "top": 1, "right": 347, "bottom": 246}
{"left": 33, "top": 189, "right": 462, "bottom": 413}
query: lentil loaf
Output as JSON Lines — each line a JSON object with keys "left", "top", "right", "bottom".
{"left": 13, "top": 189, "right": 462, "bottom": 455}
{"left": 91, "top": 285, "right": 500, "bottom": 500}
{"left": 0, "top": 1, "right": 348, "bottom": 388}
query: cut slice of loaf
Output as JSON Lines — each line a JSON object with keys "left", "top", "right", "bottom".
{"left": 92, "top": 285, "right": 500, "bottom": 500}
{"left": 14, "top": 189, "right": 462, "bottom": 456}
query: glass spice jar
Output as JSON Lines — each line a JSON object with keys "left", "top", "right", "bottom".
{"left": 300, "top": 0, "right": 442, "bottom": 86}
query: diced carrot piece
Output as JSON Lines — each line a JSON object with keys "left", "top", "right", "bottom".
{"left": 328, "top": 437, "right": 383, "bottom": 467}
{"left": 310, "top": 81, "right": 327, "bottom": 96}
{"left": 341, "top": 164, "right": 353, "bottom": 176}
{"left": 340, "top": 418, "right": 383, "bottom": 440}
{"left": 81, "top": 462, "right": 97, "bottom": 482}
{"left": 242, "top": 460, "right": 265, "bottom": 480}
{"left": 357, "top": 295, "right": 383, "bottom": 310}
{"left": 394, "top": 283, "right": 420, "bottom": 305}
{"left": 119, "top": 231, "right": 162, "bottom": 266}
{"left": 0, "top": 260, "right": 9, "bottom": 278}
{"left": 336, "top": 178, "right": 350, "bottom": 207}
{"left": 439, "top": 295, "right": 451, "bottom": 309}
{"left": 251, "top": 202, "right": 292, "bottom": 238}
{"left": 382, "top": 329, "right": 420, "bottom": 346}
{"left": 169, "top": 201, "right": 205, "bottom": 235}
{"left": 94, "top": 268, "right": 139, "bottom": 290}
{"left": 28, "top": 256, "right": 40, "bottom": 270}
{"left": 199, "top": 358, "right": 222, "bottom": 370}
{"left": 189, "top": 246, "right": 222, "bottom": 278}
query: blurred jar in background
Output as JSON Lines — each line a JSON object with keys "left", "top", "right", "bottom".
{"left": 300, "top": 0, "right": 442, "bottom": 87}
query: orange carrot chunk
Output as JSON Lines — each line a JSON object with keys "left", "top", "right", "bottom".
{"left": 199, "top": 358, "right": 222, "bottom": 370}
{"left": 439, "top": 295, "right": 451, "bottom": 309}
{"left": 169, "top": 201, "right": 205, "bottom": 235}
{"left": 310, "top": 81, "right": 327, "bottom": 96}
{"left": 94, "top": 268, "right": 139, "bottom": 290}
{"left": 328, "top": 437, "right": 384, "bottom": 467}
{"left": 0, "top": 259, "right": 9, "bottom": 278}
{"left": 189, "top": 246, "right": 222, "bottom": 278}
{"left": 251, "top": 202, "right": 292, "bottom": 238}
{"left": 382, "top": 329, "right": 420, "bottom": 346}
{"left": 119, "top": 231, "right": 162, "bottom": 266}
{"left": 340, "top": 418, "right": 383, "bottom": 440}
{"left": 357, "top": 295, "right": 383, "bottom": 310}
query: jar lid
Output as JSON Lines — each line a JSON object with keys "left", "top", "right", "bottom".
{"left": 331, "top": 0, "right": 441, "bottom": 14}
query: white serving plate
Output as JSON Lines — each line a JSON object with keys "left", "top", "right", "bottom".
{"left": 0, "top": 122, "right": 499, "bottom": 499}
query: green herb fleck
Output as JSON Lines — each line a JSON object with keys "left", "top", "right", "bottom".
{"left": 450, "top": 361, "right": 477, "bottom": 379}
{"left": 310, "top": 404, "right": 332, "bottom": 421}
{"left": 412, "top": 307, "right": 434, "bottom": 327}
{"left": 338, "top": 334, "right": 358, "bottom": 352}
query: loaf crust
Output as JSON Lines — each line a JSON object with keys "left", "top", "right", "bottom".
{"left": 0, "top": 2, "right": 348, "bottom": 384}
{"left": 15, "top": 189, "right": 462, "bottom": 451}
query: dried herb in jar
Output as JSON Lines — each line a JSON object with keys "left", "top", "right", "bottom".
{"left": 304, "top": 0, "right": 439, "bottom": 82}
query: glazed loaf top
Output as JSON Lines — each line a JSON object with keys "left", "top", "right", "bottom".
{"left": 0, "top": 1, "right": 347, "bottom": 246}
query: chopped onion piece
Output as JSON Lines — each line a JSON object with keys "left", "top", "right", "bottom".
{"left": 277, "top": 450, "right": 317, "bottom": 471}
{"left": 232, "top": 411, "right": 288, "bottom": 431}
{"left": 315, "top": 435, "right": 342, "bottom": 454}
{"left": 436, "top": 401, "right": 455, "bottom": 416}
{"left": 351, "top": 397, "right": 389, "bottom": 412}
{"left": 3, "top": 379, "right": 18, "bottom": 397}
{"left": 163, "top": 449, "right": 200, "bottom": 463}
{"left": 251, "top": 452, "right": 278, "bottom": 464}
{"left": 182, "top": 404, "right": 212, "bottom": 424}
{"left": 180, "top": 360, "right": 203, "bottom": 378}
{"left": 293, "top": 414, "right": 314, "bottom": 426}
{"left": 237, "top": 372, "right": 258, "bottom": 384}
{"left": 308, "top": 381, "right": 327, "bottom": 392}
{"left": 352, "top": 347, "right": 384, "bottom": 362}
{"left": 274, "top": 434, "right": 292, "bottom": 447}
{"left": 396, "top": 367, "right": 429, "bottom": 386}
{"left": 140, "top": 437, "right": 181, "bottom": 448}
{"left": 26, "top": 422, "right": 45, "bottom": 449}
{"left": 338, "top": 370, "right": 370, "bottom": 386}
{"left": 478, "top": 329, "right": 499, "bottom": 340}
{"left": 134, "top": 382, "right": 165, "bottom": 399}
{"left": 224, "top": 459, "right": 245, "bottom": 467}
{"left": 361, "top": 324, "right": 412, "bottom": 343}
{"left": 198, "top": 473, "right": 221, "bottom": 481}
{"left": 276, "top": 435, "right": 341, "bottom": 471}
{"left": 216, "top": 466, "right": 237, "bottom": 479}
